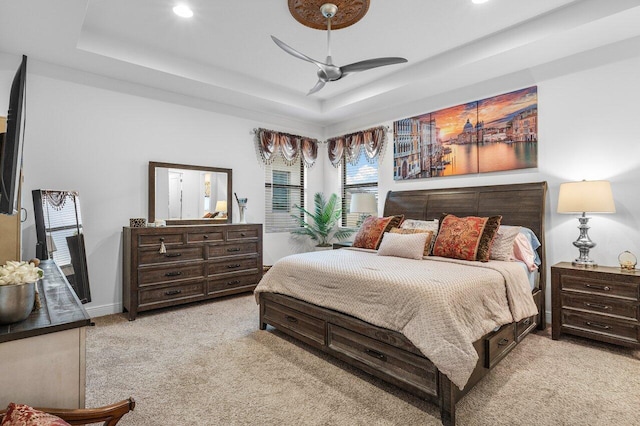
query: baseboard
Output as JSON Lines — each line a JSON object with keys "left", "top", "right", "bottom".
{"left": 84, "top": 303, "right": 122, "bottom": 319}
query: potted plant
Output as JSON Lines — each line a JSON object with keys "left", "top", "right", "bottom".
{"left": 290, "top": 192, "right": 355, "bottom": 249}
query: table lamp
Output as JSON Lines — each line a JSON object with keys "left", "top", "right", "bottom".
{"left": 557, "top": 180, "right": 615, "bottom": 268}
{"left": 350, "top": 193, "right": 377, "bottom": 226}
{"left": 215, "top": 200, "right": 227, "bottom": 218}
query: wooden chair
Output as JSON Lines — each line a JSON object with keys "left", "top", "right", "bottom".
{"left": 0, "top": 398, "right": 135, "bottom": 426}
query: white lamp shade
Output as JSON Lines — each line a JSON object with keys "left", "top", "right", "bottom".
{"left": 215, "top": 200, "right": 227, "bottom": 212}
{"left": 557, "top": 180, "right": 615, "bottom": 214}
{"left": 350, "top": 193, "right": 377, "bottom": 214}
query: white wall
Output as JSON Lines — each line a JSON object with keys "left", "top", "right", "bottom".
{"left": 0, "top": 62, "right": 323, "bottom": 317}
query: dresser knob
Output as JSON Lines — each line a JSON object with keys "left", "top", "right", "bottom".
{"left": 585, "top": 284, "right": 610, "bottom": 291}
{"left": 240, "top": 232, "right": 246, "bottom": 237}
{"left": 203, "top": 235, "right": 209, "bottom": 239}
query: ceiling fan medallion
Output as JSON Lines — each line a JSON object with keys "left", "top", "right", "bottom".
{"left": 288, "top": 0, "right": 369, "bottom": 30}
{"left": 274, "top": 2, "right": 408, "bottom": 95}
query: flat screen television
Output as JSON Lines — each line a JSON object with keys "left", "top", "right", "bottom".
{"left": 0, "top": 55, "right": 27, "bottom": 215}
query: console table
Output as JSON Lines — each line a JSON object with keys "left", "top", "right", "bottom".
{"left": 0, "top": 260, "right": 91, "bottom": 408}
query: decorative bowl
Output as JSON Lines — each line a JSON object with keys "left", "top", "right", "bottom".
{"left": 0, "top": 281, "right": 36, "bottom": 324}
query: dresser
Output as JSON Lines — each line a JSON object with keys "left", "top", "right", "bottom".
{"left": 123, "top": 224, "right": 262, "bottom": 320}
{"left": 551, "top": 262, "right": 639, "bottom": 348}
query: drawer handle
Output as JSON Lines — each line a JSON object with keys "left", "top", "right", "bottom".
{"left": 227, "top": 264, "right": 241, "bottom": 269}
{"left": 284, "top": 315, "right": 298, "bottom": 323}
{"left": 586, "top": 321, "right": 612, "bottom": 330}
{"left": 584, "top": 284, "right": 610, "bottom": 291}
{"left": 164, "top": 289, "right": 182, "bottom": 296}
{"left": 227, "top": 248, "right": 241, "bottom": 252}
{"left": 164, "top": 253, "right": 182, "bottom": 258}
{"left": 203, "top": 235, "right": 209, "bottom": 239}
{"left": 227, "top": 280, "right": 240, "bottom": 285}
{"left": 584, "top": 302, "right": 611, "bottom": 310}
{"left": 364, "top": 348, "right": 387, "bottom": 361}
{"left": 240, "top": 233, "right": 246, "bottom": 237}
{"left": 522, "top": 318, "right": 531, "bottom": 326}
{"left": 164, "top": 271, "right": 182, "bottom": 277}
{"left": 159, "top": 237, "right": 165, "bottom": 241}
{"left": 497, "top": 338, "right": 510, "bottom": 346}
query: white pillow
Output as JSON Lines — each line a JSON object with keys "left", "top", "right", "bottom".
{"left": 490, "top": 225, "right": 521, "bottom": 261}
{"left": 377, "top": 232, "right": 429, "bottom": 260}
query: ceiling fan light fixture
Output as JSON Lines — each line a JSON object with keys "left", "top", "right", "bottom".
{"left": 173, "top": 4, "right": 193, "bottom": 18}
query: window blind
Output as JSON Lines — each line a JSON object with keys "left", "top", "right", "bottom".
{"left": 342, "top": 151, "right": 378, "bottom": 227}
{"left": 265, "top": 156, "right": 304, "bottom": 233}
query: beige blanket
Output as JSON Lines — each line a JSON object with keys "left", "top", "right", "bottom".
{"left": 254, "top": 248, "right": 538, "bottom": 389}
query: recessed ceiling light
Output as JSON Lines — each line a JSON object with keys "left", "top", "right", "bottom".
{"left": 472, "top": 0, "right": 490, "bottom": 4}
{"left": 173, "top": 4, "right": 193, "bottom": 18}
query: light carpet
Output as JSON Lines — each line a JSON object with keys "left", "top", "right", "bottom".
{"left": 86, "top": 294, "right": 640, "bottom": 425}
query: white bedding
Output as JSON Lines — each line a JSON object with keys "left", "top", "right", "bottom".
{"left": 254, "top": 247, "right": 538, "bottom": 389}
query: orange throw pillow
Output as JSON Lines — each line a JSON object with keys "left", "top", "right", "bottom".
{"left": 432, "top": 214, "right": 501, "bottom": 261}
{"left": 352, "top": 215, "right": 404, "bottom": 250}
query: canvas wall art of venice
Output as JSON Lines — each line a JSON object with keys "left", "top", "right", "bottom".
{"left": 393, "top": 86, "right": 538, "bottom": 180}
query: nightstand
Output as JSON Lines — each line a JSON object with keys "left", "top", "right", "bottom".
{"left": 332, "top": 241, "right": 353, "bottom": 249}
{"left": 551, "top": 262, "right": 639, "bottom": 348}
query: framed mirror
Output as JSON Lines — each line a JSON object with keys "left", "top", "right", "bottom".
{"left": 32, "top": 189, "right": 92, "bottom": 303}
{"left": 149, "top": 161, "right": 232, "bottom": 225}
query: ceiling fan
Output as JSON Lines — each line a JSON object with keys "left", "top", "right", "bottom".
{"left": 272, "top": 3, "right": 408, "bottom": 95}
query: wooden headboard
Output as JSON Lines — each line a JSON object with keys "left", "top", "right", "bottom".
{"left": 384, "top": 181, "right": 548, "bottom": 313}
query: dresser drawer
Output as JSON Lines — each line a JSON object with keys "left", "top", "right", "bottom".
{"left": 561, "top": 275, "right": 638, "bottom": 300}
{"left": 263, "top": 300, "right": 325, "bottom": 346}
{"left": 328, "top": 324, "right": 437, "bottom": 397}
{"left": 187, "top": 230, "right": 225, "bottom": 243}
{"left": 138, "top": 281, "right": 206, "bottom": 307}
{"left": 561, "top": 291, "right": 638, "bottom": 321}
{"left": 561, "top": 311, "right": 638, "bottom": 344}
{"left": 209, "top": 242, "right": 258, "bottom": 257}
{"left": 138, "top": 233, "right": 183, "bottom": 247}
{"left": 208, "top": 256, "right": 259, "bottom": 275}
{"left": 227, "top": 227, "right": 259, "bottom": 241}
{"left": 138, "top": 264, "right": 206, "bottom": 286}
{"left": 138, "top": 246, "right": 204, "bottom": 266}
{"left": 208, "top": 273, "right": 259, "bottom": 293}
{"left": 485, "top": 323, "right": 516, "bottom": 368}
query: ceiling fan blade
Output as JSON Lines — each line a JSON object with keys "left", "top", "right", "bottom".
{"left": 271, "top": 36, "right": 325, "bottom": 67}
{"left": 340, "top": 57, "right": 408, "bottom": 75}
{"left": 307, "top": 80, "right": 326, "bottom": 96}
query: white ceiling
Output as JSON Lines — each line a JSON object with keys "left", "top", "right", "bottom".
{"left": 1, "top": 0, "right": 640, "bottom": 132}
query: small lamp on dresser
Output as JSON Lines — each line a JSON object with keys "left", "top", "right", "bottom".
{"left": 557, "top": 180, "right": 615, "bottom": 268}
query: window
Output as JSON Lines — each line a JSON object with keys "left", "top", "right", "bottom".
{"left": 342, "top": 151, "right": 378, "bottom": 227}
{"left": 265, "top": 156, "right": 304, "bottom": 232}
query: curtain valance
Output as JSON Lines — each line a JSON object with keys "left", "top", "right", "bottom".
{"left": 326, "top": 126, "right": 387, "bottom": 167}
{"left": 254, "top": 128, "right": 319, "bottom": 168}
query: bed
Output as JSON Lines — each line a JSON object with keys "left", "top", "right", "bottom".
{"left": 256, "top": 182, "right": 547, "bottom": 425}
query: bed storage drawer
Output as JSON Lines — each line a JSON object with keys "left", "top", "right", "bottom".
{"left": 485, "top": 323, "right": 516, "bottom": 368}
{"left": 263, "top": 300, "right": 326, "bottom": 347}
{"left": 328, "top": 324, "right": 438, "bottom": 397}
{"left": 516, "top": 315, "right": 536, "bottom": 342}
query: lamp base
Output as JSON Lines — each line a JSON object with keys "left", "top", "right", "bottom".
{"left": 571, "top": 259, "right": 597, "bottom": 268}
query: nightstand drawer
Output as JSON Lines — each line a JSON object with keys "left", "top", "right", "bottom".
{"left": 560, "top": 275, "right": 638, "bottom": 301}
{"left": 561, "top": 292, "right": 638, "bottom": 321}
{"left": 561, "top": 311, "right": 639, "bottom": 344}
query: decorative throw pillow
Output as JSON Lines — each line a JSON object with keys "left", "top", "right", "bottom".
{"left": 390, "top": 228, "right": 434, "bottom": 257}
{"left": 490, "top": 225, "right": 522, "bottom": 261}
{"left": 352, "top": 215, "right": 404, "bottom": 250}
{"left": 433, "top": 214, "right": 502, "bottom": 261}
{"left": 377, "top": 232, "right": 429, "bottom": 260}
{"left": 0, "top": 403, "right": 71, "bottom": 426}
{"left": 400, "top": 219, "right": 439, "bottom": 253}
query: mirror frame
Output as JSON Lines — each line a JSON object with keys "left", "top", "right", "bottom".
{"left": 148, "top": 161, "right": 233, "bottom": 225}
